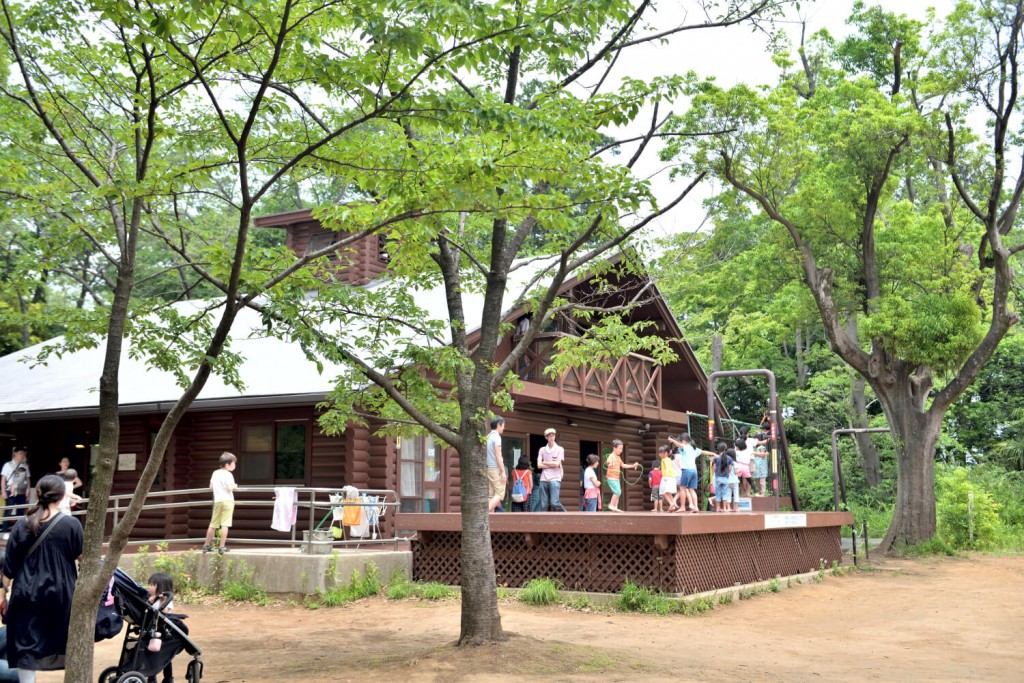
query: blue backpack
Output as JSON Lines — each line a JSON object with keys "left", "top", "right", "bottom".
{"left": 510, "top": 472, "right": 527, "bottom": 503}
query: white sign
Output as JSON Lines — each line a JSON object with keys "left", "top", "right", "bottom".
{"left": 117, "top": 453, "right": 136, "bottom": 471}
{"left": 764, "top": 513, "right": 807, "bottom": 529}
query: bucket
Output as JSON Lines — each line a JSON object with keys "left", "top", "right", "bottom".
{"left": 302, "top": 529, "right": 334, "bottom": 555}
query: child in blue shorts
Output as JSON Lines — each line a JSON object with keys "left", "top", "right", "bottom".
{"left": 712, "top": 445, "right": 734, "bottom": 513}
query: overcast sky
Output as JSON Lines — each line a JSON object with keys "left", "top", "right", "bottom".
{"left": 610, "top": 0, "right": 957, "bottom": 238}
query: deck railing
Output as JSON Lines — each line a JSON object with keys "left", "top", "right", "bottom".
{"left": 0, "top": 486, "right": 400, "bottom": 552}
{"left": 517, "top": 334, "right": 661, "bottom": 411}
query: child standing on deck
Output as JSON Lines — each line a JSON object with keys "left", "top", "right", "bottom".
{"left": 648, "top": 460, "right": 663, "bottom": 512}
{"left": 203, "top": 452, "right": 237, "bottom": 553}
{"left": 582, "top": 454, "right": 601, "bottom": 511}
{"left": 712, "top": 446, "right": 734, "bottom": 513}
{"left": 658, "top": 445, "right": 679, "bottom": 512}
{"left": 510, "top": 455, "right": 534, "bottom": 512}
{"left": 605, "top": 439, "right": 639, "bottom": 512}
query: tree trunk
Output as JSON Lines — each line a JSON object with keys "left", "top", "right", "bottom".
{"left": 64, "top": 264, "right": 135, "bottom": 683}
{"left": 875, "top": 381, "right": 941, "bottom": 553}
{"left": 456, "top": 429, "right": 506, "bottom": 645}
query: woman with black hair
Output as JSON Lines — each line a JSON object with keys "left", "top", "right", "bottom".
{"left": 0, "top": 474, "right": 83, "bottom": 682}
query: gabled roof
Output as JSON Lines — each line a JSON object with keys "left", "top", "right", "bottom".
{"left": 0, "top": 258, "right": 562, "bottom": 419}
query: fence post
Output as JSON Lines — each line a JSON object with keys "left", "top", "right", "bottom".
{"left": 863, "top": 519, "right": 869, "bottom": 561}
{"left": 968, "top": 491, "right": 974, "bottom": 545}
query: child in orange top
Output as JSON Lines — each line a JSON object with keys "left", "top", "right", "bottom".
{"left": 605, "top": 439, "right": 639, "bottom": 512}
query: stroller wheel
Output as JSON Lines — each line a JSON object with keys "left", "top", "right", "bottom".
{"left": 98, "top": 666, "right": 120, "bottom": 683}
{"left": 115, "top": 672, "right": 148, "bottom": 683}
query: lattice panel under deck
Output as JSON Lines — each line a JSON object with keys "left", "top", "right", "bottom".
{"left": 674, "top": 527, "right": 842, "bottom": 594}
{"left": 414, "top": 531, "right": 674, "bottom": 592}
{"left": 412, "top": 527, "right": 843, "bottom": 595}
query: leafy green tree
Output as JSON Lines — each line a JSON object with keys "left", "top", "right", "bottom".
{"left": 665, "top": 1, "right": 1023, "bottom": 552}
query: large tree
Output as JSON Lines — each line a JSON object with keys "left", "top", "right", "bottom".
{"left": 665, "top": 0, "right": 1023, "bottom": 551}
{"left": 0, "top": 0, "right": 794, "bottom": 674}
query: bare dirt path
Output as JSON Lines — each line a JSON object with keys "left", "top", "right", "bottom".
{"left": 44, "top": 553, "right": 1023, "bottom": 682}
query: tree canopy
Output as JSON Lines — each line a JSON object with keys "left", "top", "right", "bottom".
{"left": 661, "top": 0, "right": 1023, "bottom": 550}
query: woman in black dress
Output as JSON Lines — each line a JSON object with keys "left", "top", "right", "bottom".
{"left": 0, "top": 474, "right": 83, "bottom": 682}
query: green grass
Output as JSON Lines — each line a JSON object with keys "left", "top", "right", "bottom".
{"left": 898, "top": 536, "right": 957, "bottom": 557}
{"left": 418, "top": 582, "right": 457, "bottom": 600}
{"left": 221, "top": 560, "right": 268, "bottom": 605}
{"left": 306, "top": 563, "right": 383, "bottom": 608}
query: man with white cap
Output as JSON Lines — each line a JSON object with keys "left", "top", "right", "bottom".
{"left": 535, "top": 428, "right": 567, "bottom": 512}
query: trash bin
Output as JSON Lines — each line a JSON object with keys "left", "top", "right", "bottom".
{"left": 302, "top": 529, "right": 334, "bottom": 555}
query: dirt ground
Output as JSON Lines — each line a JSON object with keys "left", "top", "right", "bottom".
{"left": 43, "top": 553, "right": 1024, "bottom": 682}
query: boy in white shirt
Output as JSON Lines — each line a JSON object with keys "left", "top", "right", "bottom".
{"left": 203, "top": 452, "right": 238, "bottom": 553}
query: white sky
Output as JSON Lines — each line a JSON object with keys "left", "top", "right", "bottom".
{"left": 607, "top": 0, "right": 957, "bottom": 238}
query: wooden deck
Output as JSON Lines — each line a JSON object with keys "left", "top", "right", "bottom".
{"left": 399, "top": 511, "right": 853, "bottom": 595}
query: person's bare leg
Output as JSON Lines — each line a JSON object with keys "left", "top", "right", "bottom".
{"left": 219, "top": 526, "right": 230, "bottom": 548}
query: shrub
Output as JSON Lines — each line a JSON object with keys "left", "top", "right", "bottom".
{"left": 936, "top": 467, "right": 1001, "bottom": 549}
{"left": 519, "top": 578, "right": 562, "bottom": 606}
{"left": 616, "top": 580, "right": 675, "bottom": 614}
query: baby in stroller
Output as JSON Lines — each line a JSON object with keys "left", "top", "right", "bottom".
{"left": 98, "top": 568, "right": 203, "bottom": 683}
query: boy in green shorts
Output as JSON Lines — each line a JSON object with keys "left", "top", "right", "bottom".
{"left": 203, "top": 452, "right": 238, "bottom": 553}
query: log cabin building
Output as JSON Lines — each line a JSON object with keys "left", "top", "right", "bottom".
{"left": 0, "top": 209, "right": 727, "bottom": 542}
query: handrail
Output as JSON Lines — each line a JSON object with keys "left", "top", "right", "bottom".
{"left": 0, "top": 485, "right": 401, "bottom": 552}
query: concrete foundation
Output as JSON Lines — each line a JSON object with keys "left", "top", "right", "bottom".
{"left": 120, "top": 547, "right": 412, "bottom": 595}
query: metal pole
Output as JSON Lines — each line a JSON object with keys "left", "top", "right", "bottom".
{"left": 307, "top": 489, "right": 316, "bottom": 552}
{"left": 830, "top": 428, "right": 890, "bottom": 511}
{"left": 863, "top": 519, "right": 869, "bottom": 561}
{"left": 851, "top": 521, "right": 858, "bottom": 567}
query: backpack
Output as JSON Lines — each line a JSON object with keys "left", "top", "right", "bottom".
{"left": 95, "top": 576, "right": 123, "bottom": 642}
{"left": 510, "top": 471, "right": 527, "bottom": 503}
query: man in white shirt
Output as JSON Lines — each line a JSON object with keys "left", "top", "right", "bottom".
{"left": 1, "top": 447, "right": 30, "bottom": 533}
{"left": 536, "top": 428, "right": 567, "bottom": 512}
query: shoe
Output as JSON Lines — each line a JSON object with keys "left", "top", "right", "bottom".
{"left": 218, "top": 546, "right": 230, "bottom": 553}
{"left": 202, "top": 545, "right": 213, "bottom": 553}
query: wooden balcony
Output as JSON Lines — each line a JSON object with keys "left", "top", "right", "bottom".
{"left": 513, "top": 334, "right": 668, "bottom": 418}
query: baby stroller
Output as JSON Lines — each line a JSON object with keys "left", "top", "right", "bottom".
{"left": 98, "top": 568, "right": 203, "bottom": 683}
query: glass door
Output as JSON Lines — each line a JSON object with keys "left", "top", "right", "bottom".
{"left": 399, "top": 435, "right": 443, "bottom": 512}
